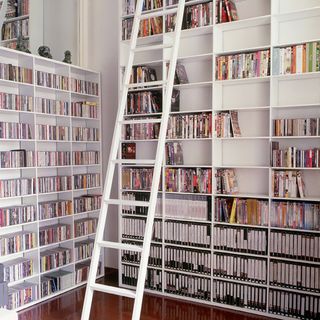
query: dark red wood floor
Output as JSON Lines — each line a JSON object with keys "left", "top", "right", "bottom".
{"left": 18, "top": 279, "right": 268, "bottom": 320}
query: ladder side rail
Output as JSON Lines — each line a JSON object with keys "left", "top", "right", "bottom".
{"left": 131, "top": 1, "right": 186, "bottom": 319}
{"left": 81, "top": 1, "right": 145, "bottom": 319}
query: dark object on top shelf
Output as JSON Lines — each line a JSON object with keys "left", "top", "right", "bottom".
{"left": 38, "top": 46, "right": 52, "bottom": 59}
{"left": 63, "top": 50, "right": 72, "bottom": 64}
{"left": 16, "top": 36, "right": 30, "bottom": 53}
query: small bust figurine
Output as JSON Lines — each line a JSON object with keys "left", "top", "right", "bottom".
{"left": 16, "top": 36, "right": 31, "bottom": 54}
{"left": 63, "top": 50, "right": 72, "bottom": 64}
{"left": 38, "top": 46, "right": 52, "bottom": 59}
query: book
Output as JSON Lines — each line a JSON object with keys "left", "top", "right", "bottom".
{"left": 122, "top": 143, "right": 136, "bottom": 159}
{"left": 165, "top": 142, "right": 184, "bottom": 165}
{"left": 175, "top": 63, "right": 189, "bottom": 84}
{"left": 230, "top": 111, "right": 242, "bottom": 137}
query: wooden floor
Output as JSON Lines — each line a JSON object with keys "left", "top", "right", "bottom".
{"left": 19, "top": 279, "right": 268, "bottom": 320}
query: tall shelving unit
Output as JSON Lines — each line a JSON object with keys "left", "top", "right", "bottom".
{"left": 0, "top": 46, "right": 104, "bottom": 311}
{"left": 119, "top": 0, "right": 320, "bottom": 319}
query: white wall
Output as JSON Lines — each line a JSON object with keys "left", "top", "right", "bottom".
{"left": 42, "top": 0, "right": 79, "bottom": 63}
{"left": 87, "top": 0, "right": 120, "bottom": 269}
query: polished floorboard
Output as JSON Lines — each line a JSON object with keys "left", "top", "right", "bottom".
{"left": 19, "top": 279, "right": 268, "bottom": 320}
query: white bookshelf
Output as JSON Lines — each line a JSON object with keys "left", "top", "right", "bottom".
{"left": 0, "top": 46, "right": 104, "bottom": 311}
{"left": 118, "top": 0, "right": 320, "bottom": 319}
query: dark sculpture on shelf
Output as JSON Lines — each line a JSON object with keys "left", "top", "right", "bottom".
{"left": 63, "top": 50, "right": 72, "bottom": 64}
{"left": 38, "top": 46, "right": 52, "bottom": 59}
{"left": 16, "top": 36, "right": 31, "bottom": 54}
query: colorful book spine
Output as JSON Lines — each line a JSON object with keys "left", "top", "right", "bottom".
{"left": 71, "top": 78, "right": 99, "bottom": 96}
{"left": 71, "top": 101, "right": 98, "bottom": 118}
{"left": 39, "top": 224, "right": 71, "bottom": 246}
{"left": 74, "top": 218, "right": 98, "bottom": 237}
{"left": 0, "top": 205, "right": 36, "bottom": 227}
{"left": 40, "top": 247, "right": 72, "bottom": 272}
{"left": 0, "top": 177, "right": 36, "bottom": 198}
{"left": 36, "top": 71, "right": 69, "bottom": 90}
{"left": 167, "top": 112, "right": 212, "bottom": 139}
{"left": 122, "top": 168, "right": 155, "bottom": 191}
{"left": 37, "top": 176, "right": 72, "bottom": 194}
{"left": 41, "top": 270, "right": 73, "bottom": 297}
{"left": 72, "top": 127, "right": 99, "bottom": 141}
{"left": 37, "top": 151, "right": 71, "bottom": 167}
{"left": 0, "top": 231, "right": 37, "bottom": 256}
{"left": 126, "top": 91, "right": 162, "bottom": 115}
{"left": 37, "top": 124, "right": 70, "bottom": 141}
{"left": 273, "top": 41, "right": 320, "bottom": 75}
{"left": 75, "top": 239, "right": 94, "bottom": 261}
{"left": 0, "top": 150, "right": 34, "bottom": 168}
{"left": 271, "top": 201, "right": 320, "bottom": 230}
{"left": 273, "top": 118, "right": 320, "bottom": 137}
{"left": 35, "top": 97, "right": 69, "bottom": 116}
{"left": 215, "top": 197, "right": 269, "bottom": 226}
{"left": 73, "top": 173, "right": 101, "bottom": 190}
{"left": 73, "top": 195, "right": 102, "bottom": 214}
{"left": 38, "top": 200, "right": 73, "bottom": 220}
{"left": 7, "top": 282, "right": 38, "bottom": 309}
{"left": 2, "top": 18, "right": 29, "bottom": 40}
{"left": 216, "top": 50, "right": 270, "bottom": 80}
{"left": 165, "top": 168, "right": 212, "bottom": 194}
{"left": 0, "top": 92, "right": 33, "bottom": 111}
{"left": 0, "top": 122, "right": 33, "bottom": 139}
{"left": 72, "top": 151, "right": 100, "bottom": 166}
{"left": 0, "top": 63, "right": 32, "bottom": 83}
{"left": 0, "top": 257, "right": 33, "bottom": 282}
{"left": 272, "top": 170, "right": 305, "bottom": 198}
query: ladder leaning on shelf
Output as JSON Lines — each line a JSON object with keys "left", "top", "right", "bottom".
{"left": 81, "top": 0, "right": 186, "bottom": 319}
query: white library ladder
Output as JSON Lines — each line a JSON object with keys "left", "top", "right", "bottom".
{"left": 81, "top": 0, "right": 186, "bottom": 319}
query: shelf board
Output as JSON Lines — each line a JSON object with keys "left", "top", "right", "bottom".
{"left": 0, "top": 194, "right": 36, "bottom": 201}
{"left": 0, "top": 166, "right": 36, "bottom": 170}
{"left": 35, "top": 112, "right": 70, "bottom": 119}
{"left": 166, "top": 137, "right": 212, "bottom": 142}
{"left": 37, "top": 140, "right": 71, "bottom": 144}
{"left": 273, "top": 71, "right": 320, "bottom": 81}
{"left": 213, "top": 249, "right": 268, "bottom": 259}
{"left": 39, "top": 215, "right": 73, "bottom": 224}
{"left": 271, "top": 103, "right": 320, "bottom": 109}
{"left": 170, "top": 108, "right": 212, "bottom": 115}
{"left": 35, "top": 85, "right": 70, "bottom": 94}
{"left": 164, "top": 164, "right": 212, "bottom": 168}
{"left": 0, "top": 248, "right": 38, "bottom": 263}
{"left": 1, "top": 36, "right": 29, "bottom": 44}
{"left": 213, "top": 193, "right": 269, "bottom": 200}
{"left": 272, "top": 196, "right": 320, "bottom": 202}
{"left": 40, "top": 238, "right": 73, "bottom": 250}
{"left": 4, "top": 14, "right": 29, "bottom": 23}
{"left": 215, "top": 45, "right": 271, "bottom": 57}
{"left": 270, "top": 256, "right": 320, "bottom": 266}
{"left": 8, "top": 274, "right": 38, "bottom": 287}
{"left": 212, "top": 275, "right": 267, "bottom": 288}
{"left": 73, "top": 186, "right": 102, "bottom": 192}
{"left": 164, "top": 267, "right": 211, "bottom": 279}
{"left": 213, "top": 106, "right": 270, "bottom": 112}
{"left": 269, "top": 285, "right": 320, "bottom": 296}
{"left": 273, "top": 6, "right": 320, "bottom": 22}
{"left": 214, "top": 165, "right": 269, "bottom": 169}
{"left": 215, "top": 15, "right": 271, "bottom": 31}
{"left": 164, "top": 216, "right": 210, "bottom": 224}
{"left": 164, "top": 242, "right": 211, "bottom": 252}
{"left": 173, "top": 80, "right": 213, "bottom": 89}
{"left": 215, "top": 76, "right": 271, "bottom": 85}
{"left": 271, "top": 136, "right": 320, "bottom": 139}
{"left": 73, "top": 209, "right": 101, "bottom": 217}
{"left": 0, "top": 108, "right": 32, "bottom": 114}
{"left": 214, "top": 136, "right": 270, "bottom": 140}
{"left": 74, "top": 232, "right": 97, "bottom": 241}
{"left": 178, "top": 53, "right": 213, "bottom": 62}
{"left": 213, "top": 221, "right": 268, "bottom": 229}
{"left": 0, "top": 78, "right": 33, "bottom": 88}
{"left": 0, "top": 220, "right": 38, "bottom": 231}
{"left": 271, "top": 167, "right": 320, "bottom": 171}
{"left": 270, "top": 226, "right": 320, "bottom": 234}
{"left": 71, "top": 92, "right": 99, "bottom": 98}
{"left": 38, "top": 190, "right": 73, "bottom": 196}
{"left": 40, "top": 262, "right": 74, "bottom": 276}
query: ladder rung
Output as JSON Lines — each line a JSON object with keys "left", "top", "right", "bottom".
{"left": 112, "top": 159, "right": 156, "bottom": 165}
{"left": 106, "top": 199, "right": 150, "bottom": 207}
{"left": 127, "top": 80, "right": 167, "bottom": 89}
{"left": 120, "top": 118, "right": 161, "bottom": 125}
{"left": 98, "top": 241, "right": 143, "bottom": 252}
{"left": 133, "top": 44, "right": 173, "bottom": 52}
{"left": 138, "top": 8, "right": 178, "bottom": 19}
{"left": 91, "top": 283, "right": 136, "bottom": 299}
